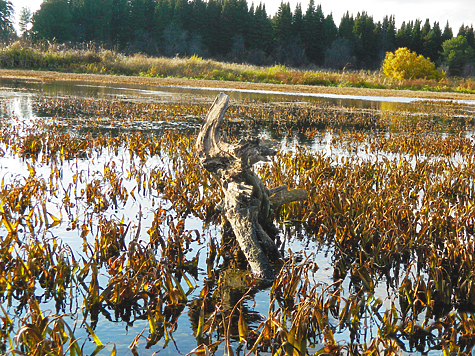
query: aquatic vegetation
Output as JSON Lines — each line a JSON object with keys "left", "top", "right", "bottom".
{"left": 1, "top": 91, "right": 475, "bottom": 355}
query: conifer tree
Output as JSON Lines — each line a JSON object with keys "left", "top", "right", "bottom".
{"left": 292, "top": 3, "right": 303, "bottom": 40}
{"left": 189, "top": 0, "right": 207, "bottom": 34}
{"left": 0, "top": 0, "right": 13, "bottom": 41}
{"left": 458, "top": 24, "right": 475, "bottom": 49}
{"left": 421, "top": 19, "right": 431, "bottom": 39}
{"left": 247, "top": 2, "right": 273, "bottom": 56}
{"left": 187, "top": 0, "right": 207, "bottom": 55}
{"left": 396, "top": 21, "right": 413, "bottom": 49}
{"left": 323, "top": 14, "right": 337, "bottom": 48}
{"left": 154, "top": 0, "right": 174, "bottom": 46}
{"left": 219, "top": 0, "right": 250, "bottom": 56}
{"left": 411, "top": 19, "right": 423, "bottom": 53}
{"left": 109, "top": 0, "right": 130, "bottom": 50}
{"left": 202, "top": 0, "right": 222, "bottom": 56}
{"left": 18, "top": 7, "right": 32, "bottom": 37}
{"left": 422, "top": 21, "right": 443, "bottom": 62}
{"left": 303, "top": 0, "right": 325, "bottom": 64}
{"left": 375, "top": 15, "right": 396, "bottom": 62}
{"left": 254, "top": 3, "right": 273, "bottom": 55}
{"left": 353, "top": 11, "right": 377, "bottom": 67}
{"left": 236, "top": 0, "right": 250, "bottom": 38}
{"left": 289, "top": 2, "right": 307, "bottom": 66}
{"left": 126, "top": 0, "right": 157, "bottom": 54}
{"left": 338, "top": 12, "right": 354, "bottom": 40}
{"left": 273, "top": 2, "right": 292, "bottom": 45}
{"left": 442, "top": 21, "right": 453, "bottom": 43}
{"left": 173, "top": 0, "right": 192, "bottom": 30}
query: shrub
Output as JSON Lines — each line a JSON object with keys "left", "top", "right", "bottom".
{"left": 382, "top": 47, "right": 445, "bottom": 80}
{"left": 0, "top": 42, "right": 42, "bottom": 68}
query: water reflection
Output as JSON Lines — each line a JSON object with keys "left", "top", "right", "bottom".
{"left": 3, "top": 77, "right": 474, "bottom": 109}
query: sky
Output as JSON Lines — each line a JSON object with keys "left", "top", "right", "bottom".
{"left": 13, "top": 0, "right": 42, "bottom": 32}
{"left": 11, "top": 0, "right": 475, "bottom": 34}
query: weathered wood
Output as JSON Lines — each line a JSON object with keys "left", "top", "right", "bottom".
{"left": 269, "top": 185, "right": 309, "bottom": 210}
{"left": 196, "top": 93, "right": 308, "bottom": 280}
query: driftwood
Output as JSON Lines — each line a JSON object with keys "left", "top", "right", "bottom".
{"left": 195, "top": 93, "right": 308, "bottom": 280}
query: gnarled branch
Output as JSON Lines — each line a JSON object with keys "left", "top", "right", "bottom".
{"left": 196, "top": 93, "right": 308, "bottom": 280}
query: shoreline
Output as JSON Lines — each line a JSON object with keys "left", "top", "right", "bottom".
{"left": 2, "top": 68, "right": 475, "bottom": 102}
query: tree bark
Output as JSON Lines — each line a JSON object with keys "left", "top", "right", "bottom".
{"left": 195, "top": 93, "right": 308, "bottom": 280}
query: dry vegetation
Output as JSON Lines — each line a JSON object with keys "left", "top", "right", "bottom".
{"left": 1, "top": 42, "right": 475, "bottom": 98}
{"left": 1, "top": 93, "right": 475, "bottom": 355}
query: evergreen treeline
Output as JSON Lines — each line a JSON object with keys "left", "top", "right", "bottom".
{"left": 9, "top": 0, "right": 475, "bottom": 74}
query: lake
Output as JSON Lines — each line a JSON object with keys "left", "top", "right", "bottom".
{"left": 1, "top": 77, "right": 475, "bottom": 356}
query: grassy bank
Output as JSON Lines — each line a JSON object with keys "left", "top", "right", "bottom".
{"left": 1, "top": 41, "right": 475, "bottom": 96}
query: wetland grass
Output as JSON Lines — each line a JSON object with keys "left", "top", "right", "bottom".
{"left": 2, "top": 42, "right": 475, "bottom": 97}
{"left": 1, "top": 94, "right": 475, "bottom": 355}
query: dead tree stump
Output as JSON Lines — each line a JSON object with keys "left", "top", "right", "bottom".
{"left": 196, "top": 93, "right": 308, "bottom": 280}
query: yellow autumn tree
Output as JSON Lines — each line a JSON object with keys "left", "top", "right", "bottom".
{"left": 382, "top": 47, "right": 445, "bottom": 80}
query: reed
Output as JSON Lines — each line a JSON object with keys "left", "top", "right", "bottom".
{"left": 2, "top": 41, "right": 475, "bottom": 94}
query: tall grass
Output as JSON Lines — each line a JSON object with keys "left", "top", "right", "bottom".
{"left": 1, "top": 41, "right": 475, "bottom": 94}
